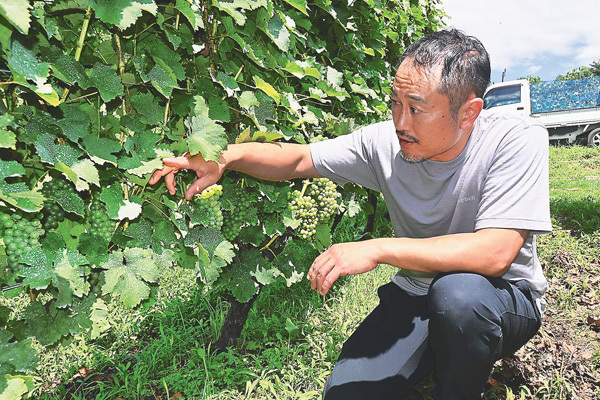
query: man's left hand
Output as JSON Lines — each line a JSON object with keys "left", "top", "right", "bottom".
{"left": 308, "top": 241, "right": 379, "bottom": 295}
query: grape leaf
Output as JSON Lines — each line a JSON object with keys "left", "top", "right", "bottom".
{"left": 23, "top": 302, "right": 71, "bottom": 346}
{"left": 66, "top": 295, "right": 96, "bottom": 335}
{"left": 239, "top": 91, "right": 259, "bottom": 110}
{"left": 64, "top": 159, "right": 100, "bottom": 191}
{"left": 127, "top": 149, "right": 174, "bottom": 177}
{"left": 90, "top": 298, "right": 110, "bottom": 339}
{"left": 267, "top": 14, "right": 290, "bottom": 52}
{"left": 281, "top": 0, "right": 307, "bottom": 15}
{"left": 326, "top": 66, "right": 344, "bottom": 88}
{"left": 213, "top": 71, "right": 239, "bottom": 97}
{"left": 0, "top": 337, "right": 37, "bottom": 372}
{"left": 0, "top": 0, "right": 31, "bottom": 34}
{"left": 53, "top": 249, "right": 89, "bottom": 298}
{"left": 0, "top": 160, "right": 45, "bottom": 212}
{"left": 220, "top": 249, "right": 263, "bottom": 302}
{"left": 55, "top": 106, "right": 91, "bottom": 143}
{"left": 214, "top": 241, "right": 235, "bottom": 264}
{"left": 89, "top": 63, "right": 124, "bottom": 102}
{"left": 118, "top": 200, "right": 142, "bottom": 221}
{"left": 0, "top": 128, "right": 16, "bottom": 149}
{"left": 53, "top": 275, "right": 74, "bottom": 308}
{"left": 175, "top": 0, "right": 203, "bottom": 30}
{"left": 123, "top": 218, "right": 153, "bottom": 247}
{"left": 89, "top": 0, "right": 157, "bottom": 30}
{"left": 253, "top": 76, "right": 280, "bottom": 105}
{"left": 0, "top": 16, "right": 12, "bottom": 51}
{"left": 147, "top": 57, "right": 178, "bottom": 98}
{"left": 130, "top": 93, "right": 164, "bottom": 125}
{"left": 282, "top": 61, "right": 304, "bottom": 78}
{"left": 34, "top": 133, "right": 82, "bottom": 166}
{"left": 349, "top": 82, "right": 377, "bottom": 99}
{"left": 51, "top": 54, "right": 93, "bottom": 89}
{"left": 7, "top": 40, "right": 47, "bottom": 83}
{"left": 146, "top": 40, "right": 186, "bottom": 81}
{"left": 213, "top": 0, "right": 267, "bottom": 25}
{"left": 81, "top": 136, "right": 122, "bottom": 165}
{"left": 275, "top": 239, "right": 317, "bottom": 282}
{"left": 185, "top": 96, "right": 227, "bottom": 162}
{"left": 251, "top": 266, "right": 278, "bottom": 285}
{"left": 101, "top": 248, "right": 160, "bottom": 307}
{"left": 0, "top": 376, "right": 28, "bottom": 400}
{"left": 208, "top": 97, "right": 231, "bottom": 123}
{"left": 100, "top": 185, "right": 125, "bottom": 219}
{"left": 19, "top": 246, "right": 53, "bottom": 289}
{"left": 152, "top": 220, "right": 178, "bottom": 248}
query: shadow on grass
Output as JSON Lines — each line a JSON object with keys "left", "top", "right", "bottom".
{"left": 551, "top": 195, "right": 600, "bottom": 234}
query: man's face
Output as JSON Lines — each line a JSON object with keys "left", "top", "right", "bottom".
{"left": 391, "top": 59, "right": 471, "bottom": 163}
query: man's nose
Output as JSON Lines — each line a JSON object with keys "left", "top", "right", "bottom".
{"left": 394, "top": 109, "right": 411, "bottom": 133}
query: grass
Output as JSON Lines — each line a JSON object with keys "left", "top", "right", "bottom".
{"left": 8, "top": 145, "right": 600, "bottom": 399}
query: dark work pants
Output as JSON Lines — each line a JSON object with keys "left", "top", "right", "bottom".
{"left": 322, "top": 273, "right": 542, "bottom": 400}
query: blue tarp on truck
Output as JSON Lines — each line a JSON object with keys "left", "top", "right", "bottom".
{"left": 531, "top": 76, "right": 600, "bottom": 114}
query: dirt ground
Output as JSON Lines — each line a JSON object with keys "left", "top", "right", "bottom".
{"left": 492, "top": 248, "right": 600, "bottom": 399}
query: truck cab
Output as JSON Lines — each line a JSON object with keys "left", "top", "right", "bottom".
{"left": 483, "top": 78, "right": 600, "bottom": 146}
{"left": 483, "top": 80, "right": 530, "bottom": 118}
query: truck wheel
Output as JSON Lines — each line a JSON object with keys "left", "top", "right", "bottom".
{"left": 587, "top": 128, "right": 600, "bottom": 148}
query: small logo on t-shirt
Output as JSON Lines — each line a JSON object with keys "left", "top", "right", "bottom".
{"left": 458, "top": 195, "right": 476, "bottom": 204}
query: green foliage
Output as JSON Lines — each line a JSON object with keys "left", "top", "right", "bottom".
{"left": 556, "top": 65, "right": 595, "bottom": 81}
{"left": 0, "top": 0, "right": 444, "bottom": 397}
{"left": 518, "top": 75, "right": 542, "bottom": 84}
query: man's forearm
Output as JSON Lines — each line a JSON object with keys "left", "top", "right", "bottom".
{"left": 219, "top": 142, "right": 321, "bottom": 181}
{"left": 372, "top": 229, "right": 529, "bottom": 277}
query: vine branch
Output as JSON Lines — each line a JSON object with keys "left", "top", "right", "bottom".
{"left": 61, "top": 6, "right": 93, "bottom": 102}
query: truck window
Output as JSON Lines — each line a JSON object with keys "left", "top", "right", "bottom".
{"left": 483, "top": 85, "right": 521, "bottom": 109}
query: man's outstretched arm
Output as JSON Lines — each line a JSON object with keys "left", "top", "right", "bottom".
{"left": 149, "top": 142, "right": 321, "bottom": 199}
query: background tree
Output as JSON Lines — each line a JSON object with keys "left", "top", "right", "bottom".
{"left": 519, "top": 75, "right": 542, "bottom": 84}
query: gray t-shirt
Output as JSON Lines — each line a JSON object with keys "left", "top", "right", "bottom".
{"left": 310, "top": 110, "right": 552, "bottom": 297}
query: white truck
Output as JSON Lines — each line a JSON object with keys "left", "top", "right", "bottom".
{"left": 483, "top": 76, "right": 600, "bottom": 146}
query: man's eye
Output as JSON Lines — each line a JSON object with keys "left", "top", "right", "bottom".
{"left": 410, "top": 107, "right": 420, "bottom": 114}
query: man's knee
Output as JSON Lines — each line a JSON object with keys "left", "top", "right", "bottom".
{"left": 428, "top": 273, "right": 501, "bottom": 333}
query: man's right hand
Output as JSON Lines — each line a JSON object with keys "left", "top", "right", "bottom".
{"left": 149, "top": 152, "right": 224, "bottom": 200}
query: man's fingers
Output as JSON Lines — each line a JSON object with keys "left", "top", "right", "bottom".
{"left": 149, "top": 165, "right": 176, "bottom": 185}
{"left": 311, "top": 260, "right": 336, "bottom": 293}
{"left": 185, "top": 177, "right": 210, "bottom": 200}
{"left": 165, "top": 172, "right": 177, "bottom": 195}
{"left": 320, "top": 267, "right": 341, "bottom": 295}
{"left": 163, "top": 154, "right": 193, "bottom": 169}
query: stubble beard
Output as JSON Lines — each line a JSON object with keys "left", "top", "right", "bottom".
{"left": 397, "top": 130, "right": 426, "bottom": 163}
{"left": 399, "top": 150, "right": 427, "bottom": 163}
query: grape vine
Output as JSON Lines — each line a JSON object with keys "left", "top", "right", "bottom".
{"left": 0, "top": 0, "right": 444, "bottom": 397}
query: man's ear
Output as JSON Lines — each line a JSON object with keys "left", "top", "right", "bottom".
{"left": 460, "top": 94, "right": 484, "bottom": 130}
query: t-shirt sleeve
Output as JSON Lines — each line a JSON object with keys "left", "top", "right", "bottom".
{"left": 475, "top": 121, "right": 552, "bottom": 234}
{"left": 309, "top": 122, "right": 387, "bottom": 191}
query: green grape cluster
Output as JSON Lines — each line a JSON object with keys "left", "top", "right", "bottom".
{"left": 89, "top": 201, "right": 113, "bottom": 242}
{"left": 41, "top": 178, "right": 76, "bottom": 230}
{"left": 194, "top": 184, "right": 224, "bottom": 229}
{"left": 289, "top": 178, "right": 341, "bottom": 239}
{"left": 222, "top": 189, "right": 254, "bottom": 242}
{"left": 0, "top": 212, "right": 44, "bottom": 269}
{"left": 42, "top": 201, "right": 65, "bottom": 230}
{"left": 43, "top": 178, "right": 74, "bottom": 197}
{"left": 89, "top": 270, "right": 103, "bottom": 295}
{"left": 308, "top": 178, "right": 341, "bottom": 220}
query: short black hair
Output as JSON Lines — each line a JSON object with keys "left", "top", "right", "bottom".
{"left": 396, "top": 29, "right": 491, "bottom": 118}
